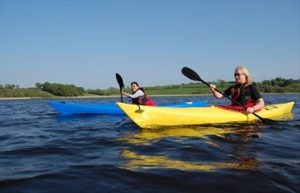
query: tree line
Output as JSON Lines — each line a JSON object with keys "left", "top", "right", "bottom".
{"left": 35, "top": 82, "right": 85, "bottom": 96}
{"left": 257, "top": 78, "right": 300, "bottom": 93}
{"left": 0, "top": 77, "right": 299, "bottom": 97}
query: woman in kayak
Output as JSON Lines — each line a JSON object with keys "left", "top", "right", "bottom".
{"left": 122, "top": 81, "right": 155, "bottom": 106}
{"left": 209, "top": 66, "right": 265, "bottom": 113}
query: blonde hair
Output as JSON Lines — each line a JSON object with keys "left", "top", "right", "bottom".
{"left": 235, "top": 66, "right": 252, "bottom": 84}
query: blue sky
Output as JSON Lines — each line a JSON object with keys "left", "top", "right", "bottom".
{"left": 0, "top": 0, "right": 299, "bottom": 89}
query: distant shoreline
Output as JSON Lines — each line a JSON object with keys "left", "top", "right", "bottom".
{"left": 0, "top": 96, "right": 118, "bottom": 100}
{"left": 0, "top": 94, "right": 208, "bottom": 100}
{"left": 0, "top": 93, "right": 299, "bottom": 100}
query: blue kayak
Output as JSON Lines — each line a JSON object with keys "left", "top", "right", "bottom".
{"left": 48, "top": 100, "right": 208, "bottom": 115}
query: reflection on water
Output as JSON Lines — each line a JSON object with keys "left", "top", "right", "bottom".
{"left": 119, "top": 124, "right": 263, "bottom": 172}
{"left": 118, "top": 126, "right": 235, "bottom": 145}
{"left": 121, "top": 149, "right": 258, "bottom": 172}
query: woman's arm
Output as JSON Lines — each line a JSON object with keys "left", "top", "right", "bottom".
{"left": 247, "top": 98, "right": 265, "bottom": 113}
{"left": 247, "top": 85, "right": 265, "bottom": 113}
{"left": 210, "top": 84, "right": 224, "bottom": 99}
{"left": 122, "top": 90, "right": 144, "bottom": 98}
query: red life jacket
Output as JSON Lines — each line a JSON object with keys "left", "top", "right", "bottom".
{"left": 144, "top": 98, "right": 155, "bottom": 106}
{"left": 131, "top": 88, "right": 155, "bottom": 106}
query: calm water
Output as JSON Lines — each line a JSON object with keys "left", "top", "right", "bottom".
{"left": 0, "top": 94, "right": 299, "bottom": 193}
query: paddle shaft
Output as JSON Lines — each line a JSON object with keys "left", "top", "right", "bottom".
{"left": 120, "top": 88, "right": 123, "bottom": 102}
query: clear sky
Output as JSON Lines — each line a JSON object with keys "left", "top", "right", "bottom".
{"left": 0, "top": 0, "right": 299, "bottom": 89}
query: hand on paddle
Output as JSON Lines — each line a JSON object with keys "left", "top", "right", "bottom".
{"left": 246, "top": 107, "right": 256, "bottom": 114}
{"left": 122, "top": 91, "right": 130, "bottom": 97}
{"left": 209, "top": 84, "right": 223, "bottom": 99}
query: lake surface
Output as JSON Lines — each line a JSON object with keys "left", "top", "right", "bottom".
{"left": 0, "top": 94, "right": 299, "bottom": 193}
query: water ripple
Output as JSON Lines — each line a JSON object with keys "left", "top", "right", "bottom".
{"left": 0, "top": 95, "right": 299, "bottom": 193}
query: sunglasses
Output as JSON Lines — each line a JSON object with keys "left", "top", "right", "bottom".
{"left": 234, "top": 73, "right": 245, "bottom": 77}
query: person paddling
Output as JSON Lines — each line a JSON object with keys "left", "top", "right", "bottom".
{"left": 209, "top": 66, "right": 265, "bottom": 113}
{"left": 122, "top": 81, "right": 155, "bottom": 106}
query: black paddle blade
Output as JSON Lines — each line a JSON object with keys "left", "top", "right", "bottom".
{"left": 116, "top": 73, "right": 124, "bottom": 102}
{"left": 181, "top": 67, "right": 202, "bottom": 81}
{"left": 116, "top": 73, "right": 124, "bottom": 89}
{"left": 253, "top": 113, "right": 276, "bottom": 124}
{"left": 262, "top": 118, "right": 277, "bottom": 124}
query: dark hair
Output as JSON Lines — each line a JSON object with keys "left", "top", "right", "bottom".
{"left": 130, "top": 81, "right": 146, "bottom": 95}
{"left": 130, "top": 81, "right": 139, "bottom": 87}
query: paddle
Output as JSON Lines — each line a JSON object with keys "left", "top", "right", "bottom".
{"left": 181, "top": 67, "right": 275, "bottom": 124}
{"left": 116, "top": 73, "right": 124, "bottom": 102}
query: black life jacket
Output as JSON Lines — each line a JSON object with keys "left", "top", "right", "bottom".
{"left": 229, "top": 83, "right": 256, "bottom": 106}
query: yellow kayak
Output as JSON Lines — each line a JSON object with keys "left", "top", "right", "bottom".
{"left": 117, "top": 102, "right": 294, "bottom": 129}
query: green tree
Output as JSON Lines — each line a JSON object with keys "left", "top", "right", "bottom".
{"left": 39, "top": 82, "right": 85, "bottom": 96}
{"left": 35, "top": 82, "right": 42, "bottom": 89}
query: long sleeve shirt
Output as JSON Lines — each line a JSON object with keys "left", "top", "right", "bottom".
{"left": 128, "top": 90, "right": 144, "bottom": 99}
